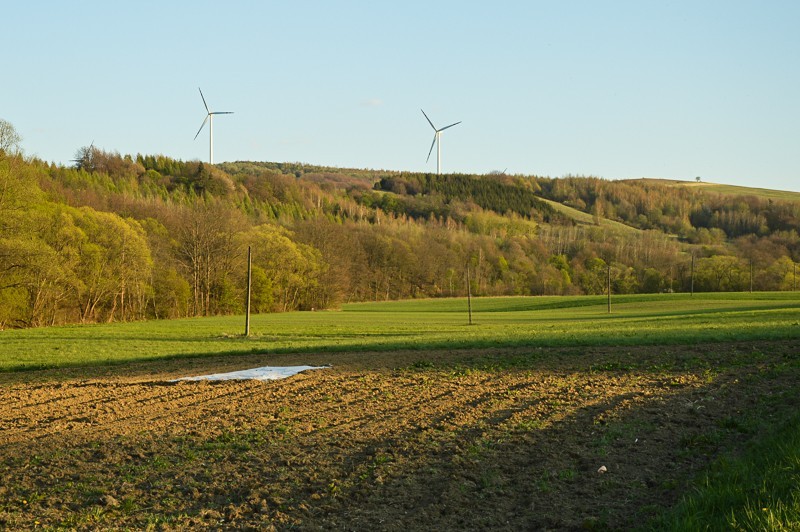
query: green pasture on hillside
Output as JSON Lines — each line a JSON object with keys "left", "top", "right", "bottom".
{"left": 691, "top": 182, "right": 800, "bottom": 202}
{"left": 539, "top": 197, "right": 643, "bottom": 234}
{"left": 634, "top": 178, "right": 800, "bottom": 202}
{"left": 1, "top": 292, "right": 798, "bottom": 372}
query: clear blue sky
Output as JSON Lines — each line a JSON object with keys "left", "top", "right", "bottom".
{"left": 3, "top": 1, "right": 799, "bottom": 191}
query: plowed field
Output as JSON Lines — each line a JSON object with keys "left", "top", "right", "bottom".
{"left": 1, "top": 341, "right": 798, "bottom": 530}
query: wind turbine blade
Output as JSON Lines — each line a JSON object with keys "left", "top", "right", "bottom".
{"left": 198, "top": 88, "right": 210, "bottom": 113}
{"left": 426, "top": 134, "right": 437, "bottom": 163}
{"left": 194, "top": 115, "right": 209, "bottom": 140}
{"left": 439, "top": 121, "right": 462, "bottom": 132}
{"left": 421, "top": 109, "right": 437, "bottom": 131}
{"left": 211, "top": 111, "right": 234, "bottom": 115}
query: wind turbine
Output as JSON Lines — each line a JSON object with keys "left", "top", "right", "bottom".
{"left": 421, "top": 109, "right": 461, "bottom": 175}
{"left": 194, "top": 88, "right": 233, "bottom": 164}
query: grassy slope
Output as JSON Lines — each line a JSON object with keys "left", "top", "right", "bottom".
{"left": 1, "top": 292, "right": 798, "bottom": 372}
{"left": 538, "top": 197, "right": 644, "bottom": 235}
{"left": 694, "top": 182, "right": 800, "bottom": 202}
{"left": 625, "top": 178, "right": 800, "bottom": 202}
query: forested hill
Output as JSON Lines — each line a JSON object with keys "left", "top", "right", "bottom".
{"left": 1, "top": 141, "right": 799, "bottom": 329}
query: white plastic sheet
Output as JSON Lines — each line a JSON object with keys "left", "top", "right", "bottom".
{"left": 174, "top": 365, "right": 328, "bottom": 382}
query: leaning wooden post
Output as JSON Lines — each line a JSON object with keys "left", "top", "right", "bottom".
{"left": 466, "top": 264, "right": 473, "bottom": 326}
{"left": 245, "top": 246, "right": 252, "bottom": 337}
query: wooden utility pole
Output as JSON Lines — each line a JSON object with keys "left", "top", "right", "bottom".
{"left": 466, "top": 264, "right": 473, "bottom": 326}
{"left": 244, "top": 246, "right": 252, "bottom": 337}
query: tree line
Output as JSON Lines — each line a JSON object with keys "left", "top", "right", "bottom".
{"left": 0, "top": 119, "right": 798, "bottom": 328}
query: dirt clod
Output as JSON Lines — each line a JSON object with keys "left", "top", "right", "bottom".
{"left": 101, "top": 494, "right": 119, "bottom": 507}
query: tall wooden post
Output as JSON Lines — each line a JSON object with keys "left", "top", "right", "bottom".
{"left": 607, "top": 263, "right": 611, "bottom": 314}
{"left": 750, "top": 259, "right": 754, "bottom": 293}
{"left": 466, "top": 264, "right": 473, "bottom": 326}
{"left": 690, "top": 253, "right": 695, "bottom": 296}
{"left": 245, "top": 246, "right": 252, "bottom": 337}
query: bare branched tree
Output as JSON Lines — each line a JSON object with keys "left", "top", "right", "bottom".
{"left": 73, "top": 143, "right": 97, "bottom": 171}
{"left": 0, "top": 119, "right": 22, "bottom": 154}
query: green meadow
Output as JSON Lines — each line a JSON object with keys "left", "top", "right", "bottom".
{"left": 692, "top": 182, "right": 800, "bottom": 202}
{"left": 1, "top": 292, "right": 798, "bottom": 372}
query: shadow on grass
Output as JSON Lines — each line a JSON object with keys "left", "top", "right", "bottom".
{"left": 3, "top": 325, "right": 799, "bottom": 377}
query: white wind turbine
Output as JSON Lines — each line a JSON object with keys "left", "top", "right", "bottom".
{"left": 194, "top": 88, "right": 233, "bottom": 164}
{"left": 421, "top": 109, "right": 461, "bottom": 175}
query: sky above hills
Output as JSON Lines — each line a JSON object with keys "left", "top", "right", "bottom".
{"left": 3, "top": 1, "right": 799, "bottom": 191}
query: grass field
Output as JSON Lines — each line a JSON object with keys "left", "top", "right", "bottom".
{"left": 1, "top": 292, "right": 799, "bottom": 529}
{"left": 628, "top": 178, "right": 800, "bottom": 202}
{"left": 2, "top": 292, "right": 799, "bottom": 372}
{"left": 690, "top": 182, "right": 800, "bottom": 201}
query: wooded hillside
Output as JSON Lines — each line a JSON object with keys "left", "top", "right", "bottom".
{"left": 1, "top": 120, "right": 798, "bottom": 328}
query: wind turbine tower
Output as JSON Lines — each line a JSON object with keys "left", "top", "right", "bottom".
{"left": 194, "top": 88, "right": 233, "bottom": 164}
{"left": 421, "top": 109, "right": 461, "bottom": 175}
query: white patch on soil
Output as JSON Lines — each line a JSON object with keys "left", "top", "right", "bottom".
{"left": 174, "top": 365, "right": 329, "bottom": 382}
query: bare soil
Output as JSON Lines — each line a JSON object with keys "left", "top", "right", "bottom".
{"left": 1, "top": 341, "right": 799, "bottom": 530}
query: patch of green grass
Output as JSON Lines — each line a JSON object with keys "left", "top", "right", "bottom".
{"left": 558, "top": 468, "right": 577, "bottom": 481}
{"left": 716, "top": 415, "right": 758, "bottom": 435}
{"left": 120, "top": 497, "right": 139, "bottom": 514}
{"left": 410, "top": 359, "right": 436, "bottom": 370}
{"left": 0, "top": 292, "right": 798, "bottom": 372}
{"left": 651, "top": 414, "right": 800, "bottom": 530}
{"left": 479, "top": 468, "right": 500, "bottom": 490}
{"left": 516, "top": 418, "right": 548, "bottom": 431}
